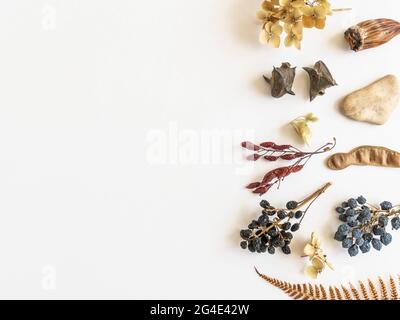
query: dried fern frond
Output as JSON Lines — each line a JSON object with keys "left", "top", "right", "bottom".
{"left": 390, "top": 276, "right": 398, "bottom": 300}
{"left": 255, "top": 268, "right": 400, "bottom": 300}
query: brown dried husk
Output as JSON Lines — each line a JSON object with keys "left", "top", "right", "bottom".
{"left": 327, "top": 145, "right": 400, "bottom": 170}
{"left": 345, "top": 18, "right": 400, "bottom": 52}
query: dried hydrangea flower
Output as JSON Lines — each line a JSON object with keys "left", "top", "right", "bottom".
{"left": 284, "top": 8, "right": 303, "bottom": 35}
{"left": 259, "top": 22, "right": 283, "bottom": 47}
{"left": 279, "top": 0, "right": 305, "bottom": 8}
{"left": 284, "top": 23, "right": 303, "bottom": 49}
{"left": 301, "top": 5, "right": 329, "bottom": 29}
{"left": 256, "top": 0, "right": 347, "bottom": 49}
{"left": 290, "top": 113, "right": 318, "bottom": 145}
{"left": 303, "top": 232, "right": 333, "bottom": 279}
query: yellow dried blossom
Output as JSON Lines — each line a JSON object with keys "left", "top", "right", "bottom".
{"left": 256, "top": 0, "right": 346, "bottom": 49}
{"left": 290, "top": 113, "right": 318, "bottom": 145}
{"left": 259, "top": 22, "right": 283, "bottom": 48}
{"left": 284, "top": 26, "right": 303, "bottom": 49}
{"left": 284, "top": 8, "right": 303, "bottom": 33}
{"left": 301, "top": 5, "right": 328, "bottom": 29}
{"left": 261, "top": 0, "right": 279, "bottom": 12}
{"left": 317, "top": 0, "right": 333, "bottom": 14}
{"left": 279, "top": 0, "right": 305, "bottom": 8}
{"left": 303, "top": 233, "right": 333, "bottom": 279}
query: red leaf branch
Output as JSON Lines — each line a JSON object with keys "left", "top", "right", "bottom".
{"left": 243, "top": 139, "right": 336, "bottom": 196}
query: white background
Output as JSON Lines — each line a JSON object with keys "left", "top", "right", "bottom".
{"left": 0, "top": 0, "right": 399, "bottom": 299}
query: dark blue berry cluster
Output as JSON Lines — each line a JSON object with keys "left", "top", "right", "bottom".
{"left": 334, "top": 197, "right": 400, "bottom": 257}
{"left": 240, "top": 199, "right": 303, "bottom": 254}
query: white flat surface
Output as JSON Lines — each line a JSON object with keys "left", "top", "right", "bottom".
{"left": 0, "top": 0, "right": 399, "bottom": 299}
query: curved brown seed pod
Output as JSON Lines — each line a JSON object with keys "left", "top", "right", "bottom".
{"left": 327, "top": 146, "right": 400, "bottom": 170}
{"left": 345, "top": 18, "right": 400, "bottom": 52}
{"left": 263, "top": 62, "right": 296, "bottom": 98}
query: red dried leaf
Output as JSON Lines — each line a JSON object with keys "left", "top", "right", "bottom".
{"left": 264, "top": 156, "right": 278, "bottom": 161}
{"left": 262, "top": 171, "right": 277, "bottom": 184}
{"left": 241, "top": 141, "right": 260, "bottom": 151}
{"left": 280, "top": 154, "right": 296, "bottom": 160}
{"left": 291, "top": 165, "right": 304, "bottom": 173}
{"left": 246, "top": 182, "right": 261, "bottom": 189}
{"left": 272, "top": 144, "right": 292, "bottom": 151}
{"left": 253, "top": 184, "right": 272, "bottom": 196}
{"left": 260, "top": 142, "right": 275, "bottom": 148}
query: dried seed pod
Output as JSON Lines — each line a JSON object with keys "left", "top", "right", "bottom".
{"left": 326, "top": 146, "right": 400, "bottom": 170}
{"left": 303, "top": 60, "right": 337, "bottom": 101}
{"left": 263, "top": 62, "right": 296, "bottom": 98}
{"left": 344, "top": 19, "right": 400, "bottom": 52}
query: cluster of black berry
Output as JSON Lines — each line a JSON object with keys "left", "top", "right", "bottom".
{"left": 334, "top": 196, "right": 400, "bottom": 257}
{"left": 239, "top": 199, "right": 304, "bottom": 255}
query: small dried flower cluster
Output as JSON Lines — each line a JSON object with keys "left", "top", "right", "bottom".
{"left": 334, "top": 197, "right": 400, "bottom": 257}
{"left": 240, "top": 183, "right": 331, "bottom": 254}
{"left": 303, "top": 232, "right": 333, "bottom": 279}
{"left": 241, "top": 138, "right": 336, "bottom": 195}
{"left": 290, "top": 113, "right": 318, "bottom": 144}
{"left": 257, "top": 0, "right": 333, "bottom": 49}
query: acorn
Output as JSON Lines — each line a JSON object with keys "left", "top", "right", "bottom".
{"left": 344, "top": 18, "right": 400, "bottom": 52}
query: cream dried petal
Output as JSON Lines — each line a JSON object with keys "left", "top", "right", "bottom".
{"left": 311, "top": 232, "right": 321, "bottom": 247}
{"left": 311, "top": 232, "right": 317, "bottom": 245}
{"left": 291, "top": 0, "right": 305, "bottom": 7}
{"left": 284, "top": 35, "right": 294, "bottom": 47}
{"left": 259, "top": 30, "right": 270, "bottom": 44}
{"left": 270, "top": 34, "right": 281, "bottom": 48}
{"left": 305, "top": 266, "right": 319, "bottom": 279}
{"left": 303, "top": 243, "right": 315, "bottom": 256}
{"left": 262, "top": 1, "right": 276, "bottom": 11}
{"left": 305, "top": 113, "right": 319, "bottom": 122}
{"left": 294, "top": 38, "right": 302, "bottom": 50}
{"left": 300, "top": 6, "right": 313, "bottom": 16}
{"left": 271, "top": 23, "right": 283, "bottom": 35}
{"left": 311, "top": 257, "right": 325, "bottom": 272}
{"left": 264, "top": 21, "right": 274, "bottom": 32}
{"left": 291, "top": 120, "right": 311, "bottom": 144}
{"left": 315, "top": 5, "right": 328, "bottom": 19}
{"left": 256, "top": 10, "right": 268, "bottom": 20}
{"left": 279, "top": 0, "right": 291, "bottom": 6}
{"left": 292, "top": 21, "right": 303, "bottom": 36}
{"left": 283, "top": 23, "right": 292, "bottom": 34}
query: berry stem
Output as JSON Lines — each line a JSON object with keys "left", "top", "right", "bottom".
{"left": 297, "top": 182, "right": 332, "bottom": 209}
{"left": 297, "top": 182, "right": 332, "bottom": 225}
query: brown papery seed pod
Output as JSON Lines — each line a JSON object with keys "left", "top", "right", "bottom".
{"left": 263, "top": 62, "right": 296, "bottom": 98}
{"left": 344, "top": 18, "right": 400, "bottom": 52}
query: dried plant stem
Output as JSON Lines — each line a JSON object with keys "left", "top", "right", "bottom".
{"left": 332, "top": 8, "right": 352, "bottom": 12}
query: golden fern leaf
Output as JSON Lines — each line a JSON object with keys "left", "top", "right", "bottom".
{"left": 389, "top": 276, "right": 399, "bottom": 300}
{"left": 359, "top": 280, "right": 369, "bottom": 300}
{"left": 341, "top": 285, "right": 352, "bottom": 300}
{"left": 254, "top": 268, "right": 314, "bottom": 300}
{"left": 349, "top": 282, "right": 361, "bottom": 300}
{"left": 308, "top": 283, "right": 314, "bottom": 297}
{"left": 328, "top": 286, "right": 335, "bottom": 300}
{"left": 378, "top": 277, "right": 389, "bottom": 300}
{"left": 368, "top": 278, "right": 379, "bottom": 300}
{"left": 256, "top": 269, "right": 400, "bottom": 300}
{"left": 320, "top": 285, "right": 327, "bottom": 300}
{"left": 334, "top": 286, "right": 343, "bottom": 300}
{"left": 314, "top": 284, "right": 321, "bottom": 299}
